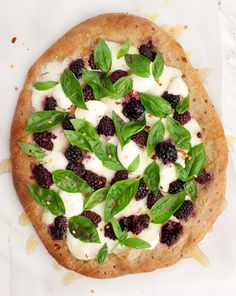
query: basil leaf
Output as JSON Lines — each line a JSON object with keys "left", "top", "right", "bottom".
{"left": 25, "top": 111, "right": 66, "bottom": 133}
{"left": 150, "top": 191, "right": 186, "bottom": 224}
{"left": 152, "top": 52, "right": 164, "bottom": 79}
{"left": 147, "top": 120, "right": 165, "bottom": 156}
{"left": 83, "top": 187, "right": 109, "bottom": 210}
{"left": 27, "top": 183, "right": 65, "bottom": 216}
{"left": 143, "top": 161, "right": 160, "bottom": 195}
{"left": 70, "top": 119, "right": 100, "bottom": 141}
{"left": 125, "top": 54, "right": 151, "bottom": 78}
{"left": 69, "top": 215, "right": 100, "bottom": 243}
{"left": 185, "top": 143, "right": 206, "bottom": 178}
{"left": 117, "top": 41, "right": 130, "bottom": 59}
{"left": 104, "top": 178, "right": 140, "bottom": 221}
{"left": 176, "top": 95, "right": 190, "bottom": 114}
{"left": 60, "top": 69, "right": 87, "bottom": 110}
{"left": 110, "top": 217, "right": 124, "bottom": 240}
{"left": 166, "top": 117, "right": 191, "bottom": 150}
{"left": 121, "top": 118, "right": 146, "bottom": 141}
{"left": 94, "top": 38, "right": 112, "bottom": 73}
{"left": 184, "top": 181, "right": 197, "bottom": 201}
{"left": 140, "top": 93, "right": 172, "bottom": 118}
{"left": 17, "top": 142, "right": 46, "bottom": 158}
{"left": 52, "top": 170, "right": 93, "bottom": 193}
{"left": 175, "top": 163, "right": 188, "bottom": 182}
{"left": 33, "top": 80, "right": 58, "bottom": 90}
{"left": 112, "top": 111, "right": 128, "bottom": 148}
{"left": 64, "top": 130, "right": 96, "bottom": 152}
{"left": 128, "top": 155, "right": 140, "bottom": 173}
{"left": 113, "top": 76, "right": 133, "bottom": 99}
{"left": 121, "top": 237, "right": 151, "bottom": 249}
{"left": 96, "top": 243, "right": 108, "bottom": 264}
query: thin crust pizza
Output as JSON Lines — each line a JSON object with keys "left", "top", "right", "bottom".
{"left": 10, "top": 13, "right": 228, "bottom": 278}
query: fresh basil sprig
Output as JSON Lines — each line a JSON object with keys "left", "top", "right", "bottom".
{"left": 112, "top": 111, "right": 128, "bottom": 148}
{"left": 33, "top": 80, "right": 58, "bottom": 90}
{"left": 121, "top": 237, "right": 151, "bottom": 249}
{"left": 112, "top": 76, "right": 133, "bottom": 99}
{"left": 140, "top": 93, "right": 172, "bottom": 118}
{"left": 121, "top": 118, "right": 146, "bottom": 141}
{"left": 117, "top": 41, "right": 130, "bottom": 59}
{"left": 110, "top": 218, "right": 128, "bottom": 241}
{"left": 184, "top": 181, "right": 197, "bottom": 200}
{"left": 176, "top": 95, "right": 190, "bottom": 114}
{"left": 96, "top": 243, "right": 108, "bottom": 264}
{"left": 94, "top": 38, "right": 112, "bottom": 73}
{"left": 175, "top": 162, "right": 189, "bottom": 182}
{"left": 185, "top": 143, "right": 206, "bottom": 177}
{"left": 146, "top": 120, "right": 165, "bottom": 156}
{"left": 152, "top": 52, "right": 164, "bottom": 79}
{"left": 69, "top": 215, "right": 100, "bottom": 243}
{"left": 83, "top": 187, "right": 109, "bottom": 210}
{"left": 17, "top": 142, "right": 46, "bottom": 158}
{"left": 27, "top": 184, "right": 65, "bottom": 216}
{"left": 128, "top": 155, "right": 140, "bottom": 173}
{"left": 125, "top": 54, "right": 151, "bottom": 78}
{"left": 143, "top": 161, "right": 160, "bottom": 195}
{"left": 25, "top": 110, "right": 67, "bottom": 133}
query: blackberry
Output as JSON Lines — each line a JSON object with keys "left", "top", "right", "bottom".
{"left": 123, "top": 98, "right": 145, "bottom": 120}
{"left": 69, "top": 58, "right": 85, "bottom": 78}
{"left": 120, "top": 214, "right": 150, "bottom": 235}
{"left": 146, "top": 191, "right": 163, "bottom": 209}
{"left": 33, "top": 131, "right": 56, "bottom": 151}
{"left": 44, "top": 96, "right": 57, "bottom": 110}
{"left": 65, "top": 146, "right": 83, "bottom": 162}
{"left": 83, "top": 85, "right": 94, "bottom": 101}
{"left": 131, "top": 130, "right": 148, "bottom": 147}
{"left": 195, "top": 169, "right": 212, "bottom": 185}
{"left": 156, "top": 141, "right": 178, "bottom": 164}
{"left": 97, "top": 116, "right": 115, "bottom": 136}
{"left": 66, "top": 162, "right": 86, "bottom": 177}
{"left": 110, "top": 170, "right": 128, "bottom": 185}
{"left": 80, "top": 210, "right": 102, "bottom": 227}
{"left": 135, "top": 179, "right": 149, "bottom": 200}
{"left": 168, "top": 179, "right": 184, "bottom": 194}
{"left": 62, "top": 115, "right": 75, "bottom": 131}
{"left": 84, "top": 170, "right": 106, "bottom": 190}
{"left": 173, "top": 200, "right": 194, "bottom": 221}
{"left": 109, "top": 70, "right": 128, "bottom": 84}
{"left": 49, "top": 216, "right": 67, "bottom": 240}
{"left": 139, "top": 41, "right": 156, "bottom": 61}
{"left": 32, "top": 164, "right": 53, "bottom": 189}
{"left": 160, "top": 220, "right": 183, "bottom": 246}
{"left": 173, "top": 111, "right": 191, "bottom": 125}
{"left": 162, "top": 91, "right": 180, "bottom": 109}
{"left": 88, "top": 53, "right": 98, "bottom": 70}
{"left": 104, "top": 222, "right": 117, "bottom": 240}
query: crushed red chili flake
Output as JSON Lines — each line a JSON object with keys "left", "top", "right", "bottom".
{"left": 11, "top": 37, "right": 17, "bottom": 44}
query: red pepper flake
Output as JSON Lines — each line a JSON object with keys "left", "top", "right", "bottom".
{"left": 11, "top": 36, "right": 17, "bottom": 44}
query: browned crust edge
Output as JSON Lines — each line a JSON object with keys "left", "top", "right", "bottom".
{"left": 10, "top": 13, "right": 228, "bottom": 278}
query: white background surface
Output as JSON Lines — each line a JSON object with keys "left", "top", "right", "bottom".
{"left": 1, "top": 0, "right": 236, "bottom": 295}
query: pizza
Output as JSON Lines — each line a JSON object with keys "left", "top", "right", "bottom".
{"left": 10, "top": 13, "right": 228, "bottom": 278}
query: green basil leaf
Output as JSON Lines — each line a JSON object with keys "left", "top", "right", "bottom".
{"left": 143, "top": 161, "right": 160, "bottom": 195}
{"left": 70, "top": 119, "right": 100, "bottom": 141}
{"left": 166, "top": 117, "right": 191, "bottom": 150}
{"left": 104, "top": 178, "right": 140, "bottom": 222}
{"left": 94, "top": 38, "right": 112, "bottom": 73}
{"left": 17, "top": 142, "right": 46, "bottom": 158}
{"left": 127, "top": 155, "right": 140, "bottom": 173}
{"left": 112, "top": 111, "right": 128, "bottom": 148}
{"left": 52, "top": 170, "right": 93, "bottom": 193}
{"left": 117, "top": 41, "right": 130, "bottom": 59}
{"left": 33, "top": 80, "right": 58, "bottom": 90}
{"left": 110, "top": 217, "right": 124, "bottom": 240}
{"left": 113, "top": 76, "right": 133, "bottom": 99}
{"left": 121, "top": 237, "right": 151, "bottom": 249}
{"left": 185, "top": 143, "right": 206, "bottom": 178}
{"left": 60, "top": 69, "right": 87, "bottom": 110}
{"left": 125, "top": 54, "right": 151, "bottom": 78}
{"left": 121, "top": 118, "right": 146, "bottom": 141}
{"left": 96, "top": 243, "right": 108, "bottom": 264}
{"left": 83, "top": 187, "right": 109, "bottom": 210}
{"left": 25, "top": 111, "right": 67, "bottom": 133}
{"left": 150, "top": 191, "right": 186, "bottom": 224}
{"left": 152, "top": 52, "right": 164, "bottom": 79}
{"left": 69, "top": 215, "right": 100, "bottom": 243}
{"left": 184, "top": 181, "right": 197, "bottom": 200}
{"left": 64, "top": 130, "right": 96, "bottom": 152}
{"left": 147, "top": 120, "right": 165, "bottom": 156}
{"left": 27, "top": 183, "right": 65, "bottom": 216}
{"left": 140, "top": 93, "right": 172, "bottom": 118}
{"left": 176, "top": 96, "right": 190, "bottom": 114}
{"left": 175, "top": 163, "right": 189, "bottom": 182}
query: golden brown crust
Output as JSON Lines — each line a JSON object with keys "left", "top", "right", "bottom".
{"left": 10, "top": 13, "right": 228, "bottom": 278}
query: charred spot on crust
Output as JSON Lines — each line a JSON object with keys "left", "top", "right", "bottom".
{"left": 33, "top": 131, "right": 56, "bottom": 151}
{"left": 32, "top": 164, "right": 53, "bottom": 189}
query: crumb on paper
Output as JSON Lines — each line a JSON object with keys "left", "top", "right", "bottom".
{"left": 90, "top": 289, "right": 95, "bottom": 294}
{"left": 186, "top": 50, "right": 192, "bottom": 58}
{"left": 168, "top": 25, "right": 186, "bottom": 38}
{"left": 62, "top": 271, "right": 76, "bottom": 286}
{"left": 164, "top": 0, "right": 171, "bottom": 4}
{"left": 15, "top": 86, "right": 19, "bottom": 91}
{"left": 144, "top": 13, "right": 158, "bottom": 22}
{"left": 10, "top": 64, "right": 14, "bottom": 68}
{"left": 19, "top": 211, "right": 30, "bottom": 226}
{"left": 197, "top": 68, "right": 211, "bottom": 82}
{"left": 226, "top": 135, "right": 236, "bottom": 146}
{"left": 11, "top": 36, "right": 17, "bottom": 44}
{"left": 25, "top": 235, "right": 38, "bottom": 255}
{"left": 53, "top": 261, "right": 62, "bottom": 271}
{"left": 0, "top": 158, "right": 12, "bottom": 173}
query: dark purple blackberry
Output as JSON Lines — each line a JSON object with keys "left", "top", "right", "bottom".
{"left": 173, "top": 200, "right": 194, "bottom": 221}
{"left": 139, "top": 41, "right": 156, "bottom": 61}
{"left": 44, "top": 96, "right": 57, "bottom": 110}
{"left": 49, "top": 216, "right": 67, "bottom": 240}
{"left": 120, "top": 214, "right": 150, "bottom": 235}
{"left": 195, "top": 169, "right": 212, "bottom": 185}
{"left": 80, "top": 210, "right": 102, "bottom": 228}
{"left": 110, "top": 170, "right": 128, "bottom": 185}
{"left": 173, "top": 111, "right": 191, "bottom": 125}
{"left": 160, "top": 220, "right": 183, "bottom": 246}
{"left": 97, "top": 116, "right": 115, "bottom": 136}
{"left": 83, "top": 85, "right": 94, "bottom": 101}
{"left": 109, "top": 70, "right": 128, "bottom": 84}
{"left": 131, "top": 130, "right": 148, "bottom": 147}
{"left": 156, "top": 141, "right": 178, "bottom": 164}
{"left": 88, "top": 53, "right": 98, "bottom": 70}
{"left": 69, "top": 58, "right": 85, "bottom": 78}
{"left": 162, "top": 91, "right": 180, "bottom": 109}
{"left": 146, "top": 191, "right": 163, "bottom": 209}
{"left": 135, "top": 179, "right": 149, "bottom": 200}
{"left": 32, "top": 164, "right": 53, "bottom": 189}
{"left": 33, "top": 131, "right": 56, "bottom": 151}
{"left": 122, "top": 98, "right": 145, "bottom": 120}
{"left": 84, "top": 170, "right": 106, "bottom": 190}
{"left": 62, "top": 115, "right": 75, "bottom": 131}
{"left": 66, "top": 162, "right": 86, "bottom": 177}
{"left": 104, "top": 222, "right": 117, "bottom": 240}
{"left": 168, "top": 179, "right": 184, "bottom": 194}
{"left": 65, "top": 146, "right": 83, "bottom": 162}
